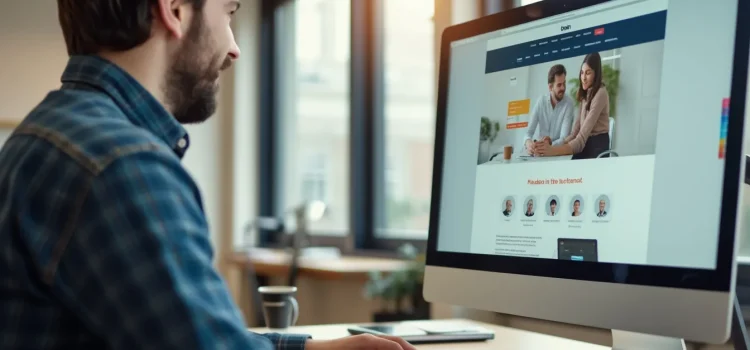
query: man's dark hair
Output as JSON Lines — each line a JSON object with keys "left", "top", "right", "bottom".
{"left": 57, "top": 0, "right": 206, "bottom": 56}
{"left": 547, "top": 64, "right": 567, "bottom": 84}
{"left": 550, "top": 199, "right": 557, "bottom": 206}
{"left": 574, "top": 199, "right": 580, "bottom": 204}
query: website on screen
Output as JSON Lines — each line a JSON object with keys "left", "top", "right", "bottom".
{"left": 437, "top": 0, "right": 737, "bottom": 269}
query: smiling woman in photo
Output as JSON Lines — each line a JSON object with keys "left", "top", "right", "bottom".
{"left": 534, "top": 52, "right": 611, "bottom": 159}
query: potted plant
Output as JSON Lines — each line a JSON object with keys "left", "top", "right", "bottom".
{"left": 364, "top": 244, "right": 430, "bottom": 322}
{"left": 478, "top": 117, "right": 500, "bottom": 162}
{"left": 568, "top": 64, "right": 620, "bottom": 117}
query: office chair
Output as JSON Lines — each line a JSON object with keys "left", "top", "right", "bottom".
{"left": 597, "top": 117, "right": 618, "bottom": 158}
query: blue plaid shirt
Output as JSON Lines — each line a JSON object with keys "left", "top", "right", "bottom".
{"left": 0, "top": 55, "right": 310, "bottom": 349}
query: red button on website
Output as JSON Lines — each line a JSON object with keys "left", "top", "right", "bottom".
{"left": 594, "top": 28, "right": 605, "bottom": 35}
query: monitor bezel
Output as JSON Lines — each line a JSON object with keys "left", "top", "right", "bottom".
{"left": 427, "top": 0, "right": 750, "bottom": 292}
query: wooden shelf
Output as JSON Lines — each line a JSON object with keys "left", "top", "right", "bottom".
{"left": 0, "top": 120, "right": 19, "bottom": 129}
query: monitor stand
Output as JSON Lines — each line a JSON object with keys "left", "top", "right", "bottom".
{"left": 611, "top": 330, "right": 686, "bottom": 350}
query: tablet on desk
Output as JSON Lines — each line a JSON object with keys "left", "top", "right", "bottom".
{"left": 347, "top": 323, "right": 495, "bottom": 344}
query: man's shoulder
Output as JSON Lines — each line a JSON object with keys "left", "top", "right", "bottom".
{"left": 8, "top": 89, "right": 175, "bottom": 175}
{"left": 536, "top": 94, "right": 550, "bottom": 106}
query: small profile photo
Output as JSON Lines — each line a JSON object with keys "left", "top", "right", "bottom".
{"left": 524, "top": 196, "right": 537, "bottom": 217}
{"left": 570, "top": 195, "right": 584, "bottom": 217}
{"left": 546, "top": 195, "right": 561, "bottom": 217}
{"left": 502, "top": 196, "right": 515, "bottom": 217}
{"left": 595, "top": 195, "right": 611, "bottom": 218}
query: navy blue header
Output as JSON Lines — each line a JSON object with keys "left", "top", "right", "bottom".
{"left": 485, "top": 11, "right": 667, "bottom": 74}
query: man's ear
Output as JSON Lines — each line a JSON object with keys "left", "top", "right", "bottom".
{"left": 154, "top": 0, "right": 190, "bottom": 39}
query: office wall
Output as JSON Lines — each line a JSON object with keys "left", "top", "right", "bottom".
{"left": 613, "top": 41, "right": 663, "bottom": 156}
{"left": 0, "top": 1, "right": 68, "bottom": 127}
{"left": 482, "top": 66, "right": 531, "bottom": 155}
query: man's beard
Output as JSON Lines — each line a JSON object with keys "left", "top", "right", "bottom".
{"left": 164, "top": 14, "right": 230, "bottom": 124}
{"left": 553, "top": 91, "right": 565, "bottom": 102}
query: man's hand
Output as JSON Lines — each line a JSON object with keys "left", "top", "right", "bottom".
{"left": 525, "top": 139, "right": 535, "bottom": 155}
{"left": 305, "top": 334, "right": 417, "bottom": 350}
{"left": 541, "top": 136, "right": 552, "bottom": 145}
{"left": 534, "top": 141, "right": 551, "bottom": 156}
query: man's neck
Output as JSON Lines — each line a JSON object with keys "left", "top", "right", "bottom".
{"left": 549, "top": 92, "right": 559, "bottom": 108}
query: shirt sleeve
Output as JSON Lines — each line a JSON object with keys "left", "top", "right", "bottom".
{"left": 567, "top": 88, "right": 609, "bottom": 153}
{"left": 552, "top": 101, "right": 575, "bottom": 146}
{"left": 524, "top": 97, "right": 542, "bottom": 142}
{"left": 564, "top": 107, "right": 581, "bottom": 144}
{"left": 52, "top": 148, "right": 310, "bottom": 350}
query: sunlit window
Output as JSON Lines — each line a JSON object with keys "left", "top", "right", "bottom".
{"left": 377, "top": 0, "right": 436, "bottom": 238}
{"left": 282, "top": 0, "right": 350, "bottom": 234}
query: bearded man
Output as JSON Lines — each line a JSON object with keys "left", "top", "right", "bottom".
{"left": 0, "top": 1, "right": 413, "bottom": 349}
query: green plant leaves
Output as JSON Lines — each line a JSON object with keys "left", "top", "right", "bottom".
{"left": 480, "top": 116, "right": 500, "bottom": 142}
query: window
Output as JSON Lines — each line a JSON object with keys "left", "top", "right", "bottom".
{"left": 300, "top": 152, "right": 328, "bottom": 203}
{"left": 278, "top": 0, "right": 350, "bottom": 234}
{"left": 376, "top": 0, "right": 436, "bottom": 239}
{"left": 259, "top": 0, "right": 483, "bottom": 249}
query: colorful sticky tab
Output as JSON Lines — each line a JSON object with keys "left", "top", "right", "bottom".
{"left": 719, "top": 98, "right": 729, "bottom": 159}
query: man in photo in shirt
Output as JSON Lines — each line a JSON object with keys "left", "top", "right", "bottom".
{"left": 503, "top": 199, "right": 513, "bottom": 216}
{"left": 549, "top": 199, "right": 558, "bottom": 216}
{"left": 525, "top": 64, "right": 576, "bottom": 155}
{"left": 525, "top": 199, "right": 535, "bottom": 217}
{"left": 597, "top": 199, "right": 608, "bottom": 217}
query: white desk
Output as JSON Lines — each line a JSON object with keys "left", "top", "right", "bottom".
{"left": 485, "top": 154, "right": 574, "bottom": 164}
{"left": 249, "top": 319, "right": 608, "bottom": 349}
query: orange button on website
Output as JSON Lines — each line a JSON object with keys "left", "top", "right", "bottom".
{"left": 507, "top": 99, "right": 531, "bottom": 117}
{"left": 507, "top": 122, "right": 528, "bottom": 129}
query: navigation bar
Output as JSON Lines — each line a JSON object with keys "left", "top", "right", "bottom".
{"left": 485, "top": 10, "right": 666, "bottom": 74}
{"left": 487, "top": 0, "right": 667, "bottom": 52}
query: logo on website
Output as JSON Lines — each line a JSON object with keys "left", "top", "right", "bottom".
{"left": 561, "top": 24, "right": 571, "bottom": 31}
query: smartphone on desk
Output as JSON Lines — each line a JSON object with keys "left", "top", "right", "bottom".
{"left": 346, "top": 323, "right": 495, "bottom": 344}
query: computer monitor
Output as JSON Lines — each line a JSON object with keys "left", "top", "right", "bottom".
{"left": 424, "top": 0, "right": 749, "bottom": 347}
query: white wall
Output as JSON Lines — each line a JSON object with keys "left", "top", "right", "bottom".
{"left": 482, "top": 66, "right": 531, "bottom": 155}
{"left": 614, "top": 41, "right": 664, "bottom": 156}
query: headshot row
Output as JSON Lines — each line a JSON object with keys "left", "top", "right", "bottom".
{"left": 502, "top": 195, "right": 611, "bottom": 218}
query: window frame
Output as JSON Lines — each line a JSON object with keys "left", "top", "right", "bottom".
{"left": 257, "top": 0, "right": 514, "bottom": 253}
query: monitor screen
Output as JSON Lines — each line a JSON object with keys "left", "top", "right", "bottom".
{"left": 437, "top": 0, "right": 739, "bottom": 270}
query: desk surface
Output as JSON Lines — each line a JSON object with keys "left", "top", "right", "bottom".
{"left": 229, "top": 248, "right": 410, "bottom": 281}
{"left": 249, "top": 319, "right": 608, "bottom": 349}
{"left": 485, "top": 154, "right": 574, "bottom": 164}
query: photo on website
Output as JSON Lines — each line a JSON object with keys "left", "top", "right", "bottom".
{"left": 469, "top": 10, "right": 668, "bottom": 265}
{"left": 478, "top": 39, "right": 665, "bottom": 165}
